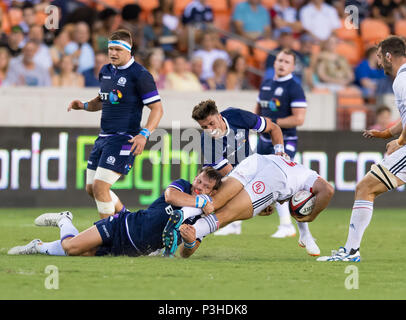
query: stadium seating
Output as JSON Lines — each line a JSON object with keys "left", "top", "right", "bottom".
{"left": 336, "top": 86, "right": 367, "bottom": 130}
{"left": 137, "top": 0, "right": 160, "bottom": 12}
{"left": 226, "top": 38, "right": 250, "bottom": 58}
{"left": 174, "top": 0, "right": 192, "bottom": 16}
{"left": 253, "top": 39, "right": 278, "bottom": 66}
{"left": 336, "top": 19, "right": 359, "bottom": 42}
{"left": 395, "top": 20, "right": 406, "bottom": 37}
{"left": 360, "top": 18, "right": 390, "bottom": 45}
{"left": 213, "top": 12, "right": 231, "bottom": 31}
{"left": 207, "top": 0, "right": 229, "bottom": 14}
{"left": 335, "top": 40, "right": 362, "bottom": 66}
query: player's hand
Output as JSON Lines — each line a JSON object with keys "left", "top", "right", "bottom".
{"left": 68, "top": 100, "right": 84, "bottom": 112}
{"left": 128, "top": 135, "right": 147, "bottom": 156}
{"left": 386, "top": 139, "right": 402, "bottom": 155}
{"left": 179, "top": 224, "right": 196, "bottom": 243}
{"left": 363, "top": 129, "right": 391, "bottom": 139}
{"left": 276, "top": 152, "right": 290, "bottom": 160}
{"left": 258, "top": 205, "right": 275, "bottom": 216}
{"left": 202, "top": 202, "right": 215, "bottom": 216}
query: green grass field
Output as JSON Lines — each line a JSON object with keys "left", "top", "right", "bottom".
{"left": 1, "top": 207, "right": 405, "bottom": 300}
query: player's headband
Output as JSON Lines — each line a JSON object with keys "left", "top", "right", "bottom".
{"left": 108, "top": 40, "right": 132, "bottom": 52}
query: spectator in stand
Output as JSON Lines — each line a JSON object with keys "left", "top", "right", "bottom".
{"left": 0, "top": 6, "right": 9, "bottom": 47}
{"left": 192, "top": 32, "right": 230, "bottom": 81}
{"left": 143, "top": 48, "right": 166, "bottom": 90}
{"left": 64, "top": 21, "right": 95, "bottom": 73}
{"left": 299, "top": 0, "right": 341, "bottom": 42}
{"left": 264, "top": 31, "right": 306, "bottom": 83}
{"left": 0, "top": 47, "right": 10, "bottom": 86}
{"left": 232, "top": 0, "right": 271, "bottom": 41}
{"left": 119, "top": 4, "right": 143, "bottom": 51}
{"left": 226, "top": 54, "right": 253, "bottom": 90}
{"left": 355, "top": 46, "right": 387, "bottom": 99}
{"left": 52, "top": 54, "right": 84, "bottom": 87}
{"left": 270, "top": 0, "right": 302, "bottom": 38}
{"left": 49, "top": 26, "right": 72, "bottom": 73}
{"left": 162, "top": 0, "right": 181, "bottom": 32}
{"left": 3, "top": 40, "right": 51, "bottom": 86}
{"left": 371, "top": 0, "right": 399, "bottom": 32}
{"left": 369, "top": 105, "right": 394, "bottom": 130}
{"left": 92, "top": 8, "right": 118, "bottom": 53}
{"left": 82, "top": 51, "right": 108, "bottom": 87}
{"left": 28, "top": 24, "right": 52, "bottom": 71}
{"left": 309, "top": 35, "right": 354, "bottom": 92}
{"left": 165, "top": 53, "right": 203, "bottom": 91}
{"left": 19, "top": 2, "right": 37, "bottom": 36}
{"left": 190, "top": 55, "right": 208, "bottom": 89}
{"left": 182, "top": 0, "right": 214, "bottom": 26}
{"left": 206, "top": 58, "right": 228, "bottom": 90}
{"left": 5, "top": 25, "right": 25, "bottom": 57}
{"left": 144, "top": 7, "right": 177, "bottom": 54}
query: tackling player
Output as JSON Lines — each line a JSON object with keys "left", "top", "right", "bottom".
{"left": 67, "top": 29, "right": 163, "bottom": 219}
{"left": 8, "top": 167, "right": 221, "bottom": 258}
{"left": 255, "top": 49, "right": 319, "bottom": 256}
{"left": 318, "top": 36, "right": 406, "bottom": 262}
{"left": 192, "top": 99, "right": 286, "bottom": 235}
{"left": 163, "top": 153, "right": 334, "bottom": 258}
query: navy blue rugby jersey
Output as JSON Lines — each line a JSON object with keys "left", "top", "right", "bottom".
{"left": 124, "top": 179, "right": 192, "bottom": 254}
{"left": 98, "top": 57, "right": 160, "bottom": 136}
{"left": 257, "top": 74, "right": 307, "bottom": 141}
{"left": 201, "top": 107, "right": 267, "bottom": 170}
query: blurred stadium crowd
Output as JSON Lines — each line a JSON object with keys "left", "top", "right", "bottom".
{"left": 0, "top": 0, "right": 403, "bottom": 103}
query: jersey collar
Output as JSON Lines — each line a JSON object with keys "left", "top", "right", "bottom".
{"left": 112, "top": 57, "right": 134, "bottom": 70}
{"left": 222, "top": 116, "right": 230, "bottom": 136}
{"left": 274, "top": 73, "right": 293, "bottom": 82}
{"left": 396, "top": 62, "right": 406, "bottom": 77}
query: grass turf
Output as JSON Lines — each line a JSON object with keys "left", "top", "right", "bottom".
{"left": 0, "top": 207, "right": 405, "bottom": 300}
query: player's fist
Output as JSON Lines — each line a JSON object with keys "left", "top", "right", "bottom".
{"left": 128, "top": 135, "right": 147, "bottom": 156}
{"left": 258, "top": 204, "right": 275, "bottom": 216}
{"left": 202, "top": 201, "right": 215, "bottom": 216}
{"left": 68, "top": 100, "right": 84, "bottom": 112}
{"left": 179, "top": 224, "right": 196, "bottom": 243}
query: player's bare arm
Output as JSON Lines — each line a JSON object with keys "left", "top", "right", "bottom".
{"left": 178, "top": 224, "right": 201, "bottom": 258}
{"left": 363, "top": 119, "right": 402, "bottom": 139}
{"left": 165, "top": 187, "right": 213, "bottom": 213}
{"left": 129, "top": 100, "right": 163, "bottom": 156}
{"left": 386, "top": 123, "right": 406, "bottom": 155}
{"left": 68, "top": 96, "right": 102, "bottom": 112}
{"left": 263, "top": 117, "right": 287, "bottom": 157}
{"left": 276, "top": 108, "right": 306, "bottom": 128}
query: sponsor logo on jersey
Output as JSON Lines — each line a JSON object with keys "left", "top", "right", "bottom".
{"left": 252, "top": 181, "right": 265, "bottom": 194}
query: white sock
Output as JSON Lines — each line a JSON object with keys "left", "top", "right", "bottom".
{"left": 58, "top": 217, "right": 79, "bottom": 242}
{"left": 194, "top": 214, "right": 219, "bottom": 239}
{"left": 276, "top": 202, "right": 292, "bottom": 225}
{"left": 181, "top": 207, "right": 202, "bottom": 222}
{"left": 344, "top": 200, "right": 373, "bottom": 253}
{"left": 296, "top": 221, "right": 311, "bottom": 239}
{"left": 37, "top": 240, "right": 66, "bottom": 256}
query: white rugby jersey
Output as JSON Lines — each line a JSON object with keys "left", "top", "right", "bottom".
{"left": 393, "top": 62, "right": 406, "bottom": 127}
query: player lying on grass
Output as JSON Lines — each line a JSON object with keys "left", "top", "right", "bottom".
{"left": 8, "top": 167, "right": 221, "bottom": 258}
{"left": 163, "top": 153, "right": 335, "bottom": 258}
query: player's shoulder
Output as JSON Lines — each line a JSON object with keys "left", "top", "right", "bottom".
{"left": 99, "top": 63, "right": 112, "bottom": 74}
{"left": 394, "top": 70, "right": 406, "bottom": 93}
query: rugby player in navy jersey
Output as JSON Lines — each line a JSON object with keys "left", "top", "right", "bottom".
{"left": 8, "top": 167, "right": 222, "bottom": 258}
{"left": 254, "top": 49, "right": 319, "bottom": 256}
{"left": 67, "top": 30, "right": 163, "bottom": 219}
{"left": 190, "top": 99, "right": 286, "bottom": 235}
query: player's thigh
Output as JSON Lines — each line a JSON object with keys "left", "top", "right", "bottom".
{"left": 62, "top": 225, "right": 103, "bottom": 256}
{"left": 215, "top": 189, "right": 253, "bottom": 227}
{"left": 92, "top": 167, "right": 121, "bottom": 199}
{"left": 356, "top": 173, "right": 393, "bottom": 200}
{"left": 212, "top": 176, "right": 244, "bottom": 210}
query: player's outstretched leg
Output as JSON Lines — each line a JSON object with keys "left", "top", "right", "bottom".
{"left": 162, "top": 210, "right": 184, "bottom": 257}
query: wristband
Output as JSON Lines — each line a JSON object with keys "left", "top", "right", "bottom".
{"left": 139, "top": 128, "right": 150, "bottom": 139}
{"left": 83, "top": 102, "right": 89, "bottom": 110}
{"left": 183, "top": 240, "right": 196, "bottom": 249}
{"left": 195, "top": 194, "right": 212, "bottom": 208}
{"left": 274, "top": 144, "right": 285, "bottom": 154}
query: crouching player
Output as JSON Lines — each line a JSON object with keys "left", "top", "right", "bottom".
{"left": 8, "top": 168, "right": 222, "bottom": 258}
{"left": 165, "top": 153, "right": 334, "bottom": 258}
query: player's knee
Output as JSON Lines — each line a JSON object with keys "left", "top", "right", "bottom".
{"left": 85, "top": 184, "right": 94, "bottom": 198}
{"left": 92, "top": 179, "right": 109, "bottom": 199}
{"left": 61, "top": 239, "right": 81, "bottom": 256}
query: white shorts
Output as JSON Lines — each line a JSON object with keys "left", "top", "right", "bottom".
{"left": 380, "top": 145, "right": 406, "bottom": 183}
{"left": 229, "top": 154, "right": 320, "bottom": 216}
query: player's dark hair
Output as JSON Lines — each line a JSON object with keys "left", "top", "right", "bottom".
{"left": 377, "top": 36, "right": 406, "bottom": 58}
{"left": 192, "top": 99, "right": 219, "bottom": 121}
{"left": 278, "top": 48, "right": 296, "bottom": 63}
{"left": 109, "top": 29, "right": 133, "bottom": 46}
{"left": 376, "top": 105, "right": 391, "bottom": 116}
{"left": 200, "top": 167, "right": 223, "bottom": 190}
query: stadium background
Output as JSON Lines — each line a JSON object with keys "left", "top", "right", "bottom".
{"left": 0, "top": 0, "right": 404, "bottom": 208}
